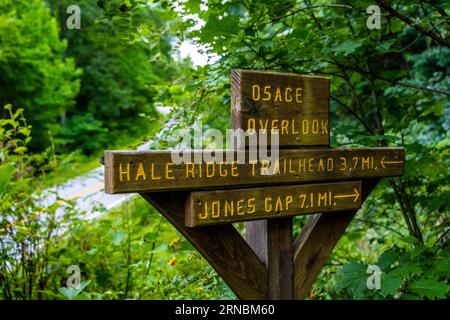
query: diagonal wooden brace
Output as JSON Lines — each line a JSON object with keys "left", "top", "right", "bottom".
{"left": 140, "top": 191, "right": 268, "bottom": 299}
{"left": 294, "top": 179, "right": 380, "bottom": 299}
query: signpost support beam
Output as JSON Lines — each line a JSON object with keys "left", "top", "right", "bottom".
{"left": 140, "top": 191, "right": 268, "bottom": 300}
{"left": 246, "top": 218, "right": 294, "bottom": 299}
{"left": 293, "top": 179, "right": 380, "bottom": 299}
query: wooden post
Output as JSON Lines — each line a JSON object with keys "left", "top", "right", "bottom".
{"left": 246, "top": 218, "right": 294, "bottom": 299}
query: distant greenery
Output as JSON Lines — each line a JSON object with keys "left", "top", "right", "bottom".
{"left": 0, "top": 0, "right": 80, "bottom": 151}
{"left": 0, "top": 0, "right": 181, "bottom": 155}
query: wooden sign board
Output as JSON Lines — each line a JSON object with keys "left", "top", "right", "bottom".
{"left": 185, "top": 181, "right": 362, "bottom": 227}
{"left": 231, "top": 69, "right": 330, "bottom": 147}
{"left": 104, "top": 148, "right": 403, "bottom": 193}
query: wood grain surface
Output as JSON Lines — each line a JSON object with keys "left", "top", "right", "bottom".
{"left": 186, "top": 181, "right": 362, "bottom": 227}
{"left": 105, "top": 148, "right": 403, "bottom": 193}
{"left": 231, "top": 69, "right": 330, "bottom": 147}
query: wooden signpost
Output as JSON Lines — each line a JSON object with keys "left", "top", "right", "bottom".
{"left": 103, "top": 69, "right": 404, "bottom": 300}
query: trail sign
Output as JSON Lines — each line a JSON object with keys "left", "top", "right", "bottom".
{"left": 231, "top": 69, "right": 330, "bottom": 147}
{"left": 103, "top": 69, "right": 405, "bottom": 300}
{"left": 185, "top": 181, "right": 362, "bottom": 227}
{"left": 104, "top": 148, "right": 403, "bottom": 193}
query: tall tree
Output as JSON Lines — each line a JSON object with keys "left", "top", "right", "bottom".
{"left": 0, "top": 0, "right": 81, "bottom": 151}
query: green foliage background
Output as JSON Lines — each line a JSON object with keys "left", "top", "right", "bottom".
{"left": 0, "top": 0, "right": 449, "bottom": 300}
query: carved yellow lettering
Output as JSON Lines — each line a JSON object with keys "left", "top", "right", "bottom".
{"left": 317, "top": 158, "right": 324, "bottom": 172}
{"left": 259, "top": 119, "right": 269, "bottom": 132}
{"left": 197, "top": 163, "right": 203, "bottom": 178}
{"left": 211, "top": 201, "right": 220, "bottom": 218}
{"left": 151, "top": 163, "right": 161, "bottom": 180}
{"left": 185, "top": 163, "right": 195, "bottom": 178}
{"left": 265, "top": 196, "right": 272, "bottom": 212}
{"left": 285, "top": 87, "right": 292, "bottom": 102}
{"left": 263, "top": 85, "right": 271, "bottom": 101}
{"left": 236, "top": 199, "right": 245, "bottom": 215}
{"left": 318, "top": 192, "right": 327, "bottom": 207}
{"left": 247, "top": 118, "right": 256, "bottom": 134}
{"left": 285, "top": 195, "right": 293, "bottom": 210}
{"left": 289, "top": 159, "right": 296, "bottom": 174}
{"left": 296, "top": 87, "right": 302, "bottom": 103}
{"left": 135, "top": 162, "right": 146, "bottom": 181}
{"left": 224, "top": 200, "right": 234, "bottom": 217}
{"left": 292, "top": 119, "right": 299, "bottom": 134}
{"left": 298, "top": 159, "right": 306, "bottom": 172}
{"left": 308, "top": 158, "right": 314, "bottom": 172}
{"left": 272, "top": 159, "right": 280, "bottom": 175}
{"left": 362, "top": 156, "right": 370, "bottom": 170}
{"left": 321, "top": 120, "right": 328, "bottom": 134}
{"left": 119, "top": 163, "right": 130, "bottom": 182}
{"left": 281, "top": 120, "right": 289, "bottom": 134}
{"left": 327, "top": 158, "right": 334, "bottom": 171}
{"left": 165, "top": 162, "right": 175, "bottom": 180}
{"left": 312, "top": 120, "right": 319, "bottom": 134}
{"left": 231, "top": 161, "right": 239, "bottom": 177}
{"left": 302, "top": 119, "right": 309, "bottom": 134}
{"left": 261, "top": 160, "right": 270, "bottom": 175}
{"left": 252, "top": 85, "right": 260, "bottom": 101}
{"left": 248, "top": 198, "right": 256, "bottom": 214}
{"left": 250, "top": 160, "right": 257, "bottom": 176}
{"left": 275, "top": 196, "right": 283, "bottom": 212}
{"left": 199, "top": 202, "right": 208, "bottom": 220}
{"left": 274, "top": 87, "right": 282, "bottom": 102}
{"left": 219, "top": 162, "right": 228, "bottom": 177}
{"left": 206, "top": 162, "right": 215, "bottom": 178}
{"left": 271, "top": 119, "right": 279, "bottom": 134}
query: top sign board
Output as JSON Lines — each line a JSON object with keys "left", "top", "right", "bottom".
{"left": 231, "top": 69, "right": 330, "bottom": 147}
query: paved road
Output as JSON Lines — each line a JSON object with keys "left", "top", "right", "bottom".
{"left": 43, "top": 107, "right": 173, "bottom": 218}
{"left": 44, "top": 140, "right": 154, "bottom": 219}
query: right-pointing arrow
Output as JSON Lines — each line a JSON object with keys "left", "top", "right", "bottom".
{"left": 334, "top": 188, "right": 360, "bottom": 203}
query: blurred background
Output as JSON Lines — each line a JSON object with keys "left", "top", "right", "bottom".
{"left": 0, "top": 0, "right": 448, "bottom": 300}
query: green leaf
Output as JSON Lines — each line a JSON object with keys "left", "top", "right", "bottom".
{"left": 112, "top": 230, "right": 126, "bottom": 245}
{"left": 377, "top": 248, "right": 400, "bottom": 270}
{"left": 380, "top": 272, "right": 403, "bottom": 297}
{"left": 58, "top": 280, "right": 91, "bottom": 300}
{"left": 13, "top": 146, "right": 27, "bottom": 154}
{"left": 336, "top": 261, "right": 368, "bottom": 294}
{"left": 432, "top": 258, "right": 450, "bottom": 278}
{"left": 409, "top": 279, "right": 448, "bottom": 299}
{"left": 0, "top": 164, "right": 15, "bottom": 196}
{"left": 328, "top": 39, "right": 365, "bottom": 57}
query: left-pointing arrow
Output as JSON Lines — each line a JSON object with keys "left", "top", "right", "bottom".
{"left": 380, "top": 155, "right": 403, "bottom": 168}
